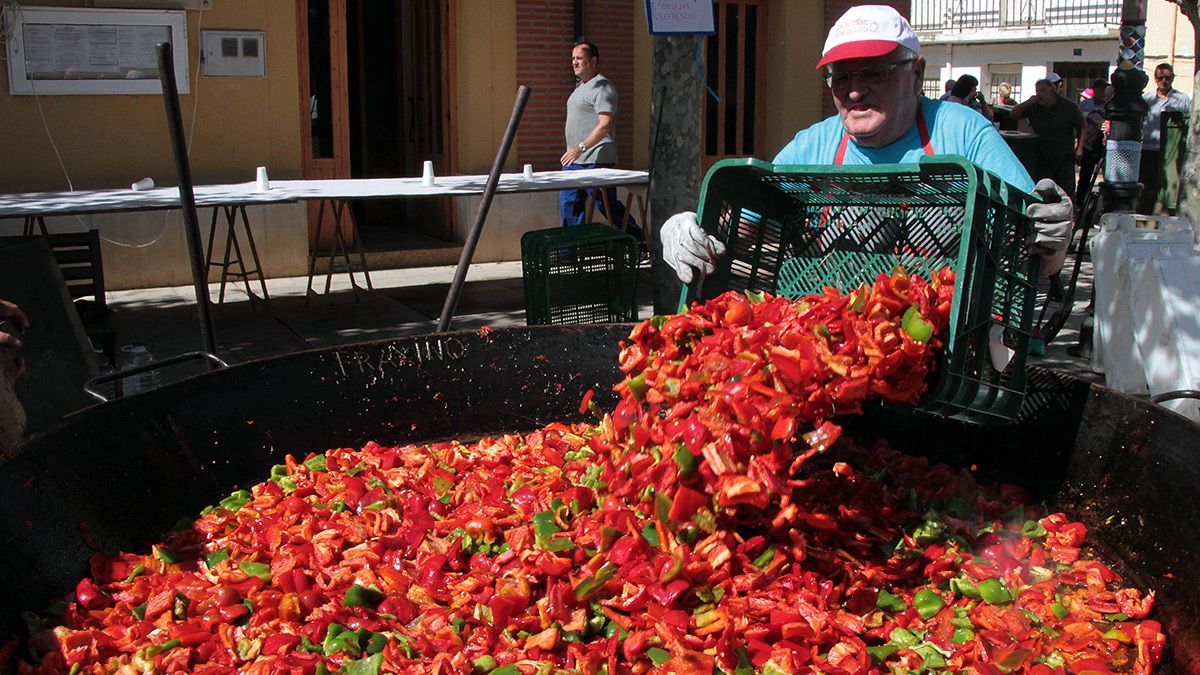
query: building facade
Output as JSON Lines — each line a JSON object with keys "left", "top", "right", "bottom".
{"left": 1, "top": 0, "right": 881, "bottom": 289}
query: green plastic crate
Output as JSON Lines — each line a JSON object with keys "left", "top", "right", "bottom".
{"left": 522, "top": 224, "right": 640, "bottom": 326}
{"left": 695, "top": 156, "right": 1039, "bottom": 425}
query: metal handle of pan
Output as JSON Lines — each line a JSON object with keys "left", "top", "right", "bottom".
{"left": 83, "top": 351, "right": 229, "bottom": 403}
{"left": 1150, "top": 390, "right": 1200, "bottom": 404}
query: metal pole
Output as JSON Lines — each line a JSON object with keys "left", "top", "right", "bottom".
{"left": 1100, "top": 0, "right": 1150, "bottom": 213}
{"left": 436, "top": 85, "right": 532, "bottom": 333}
{"left": 156, "top": 43, "right": 217, "bottom": 355}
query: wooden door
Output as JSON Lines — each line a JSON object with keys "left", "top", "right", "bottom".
{"left": 297, "top": 0, "right": 353, "bottom": 249}
{"left": 702, "top": 0, "right": 766, "bottom": 173}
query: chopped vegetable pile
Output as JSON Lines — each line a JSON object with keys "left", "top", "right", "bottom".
{"left": 17, "top": 269, "right": 1165, "bottom": 674}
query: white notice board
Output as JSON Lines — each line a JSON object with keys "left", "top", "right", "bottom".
{"left": 6, "top": 7, "right": 189, "bottom": 95}
{"left": 644, "top": 0, "right": 715, "bottom": 35}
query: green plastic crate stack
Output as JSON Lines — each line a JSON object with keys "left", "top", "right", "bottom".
{"left": 521, "top": 224, "right": 640, "bottom": 326}
{"left": 694, "top": 156, "right": 1039, "bottom": 425}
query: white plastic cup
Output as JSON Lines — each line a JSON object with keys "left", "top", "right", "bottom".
{"left": 255, "top": 166, "right": 270, "bottom": 192}
{"left": 422, "top": 160, "right": 435, "bottom": 186}
{"left": 523, "top": 164, "right": 534, "bottom": 180}
{"left": 131, "top": 177, "right": 155, "bottom": 191}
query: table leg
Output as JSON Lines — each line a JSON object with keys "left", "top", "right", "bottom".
{"left": 305, "top": 199, "right": 329, "bottom": 303}
{"left": 325, "top": 200, "right": 350, "bottom": 296}
{"left": 238, "top": 205, "right": 271, "bottom": 302}
{"left": 218, "top": 206, "right": 236, "bottom": 304}
{"left": 598, "top": 189, "right": 615, "bottom": 228}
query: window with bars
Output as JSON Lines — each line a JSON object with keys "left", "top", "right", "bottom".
{"left": 923, "top": 79, "right": 944, "bottom": 99}
{"left": 703, "top": 0, "right": 763, "bottom": 167}
{"left": 989, "top": 70, "right": 1022, "bottom": 104}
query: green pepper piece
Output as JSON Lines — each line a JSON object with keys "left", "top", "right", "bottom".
{"left": 1102, "top": 627, "right": 1132, "bottom": 643}
{"left": 646, "top": 647, "right": 671, "bottom": 666}
{"left": 951, "top": 626, "right": 975, "bottom": 644}
{"left": 913, "top": 588, "right": 945, "bottom": 619}
{"left": 343, "top": 584, "right": 385, "bottom": 609}
{"left": 949, "top": 575, "right": 982, "bottom": 600}
{"left": 913, "top": 643, "right": 947, "bottom": 669}
{"left": 473, "top": 655, "right": 498, "bottom": 672}
{"left": 673, "top": 445, "right": 699, "bottom": 477}
{"left": 640, "top": 523, "right": 660, "bottom": 547}
{"left": 1022, "top": 519, "right": 1048, "bottom": 538}
{"left": 122, "top": 564, "right": 146, "bottom": 583}
{"left": 597, "top": 525, "right": 621, "bottom": 552}
{"left": 1104, "top": 612, "right": 1129, "bottom": 622}
{"left": 752, "top": 547, "right": 776, "bottom": 569}
{"left": 626, "top": 373, "right": 649, "bottom": 401}
{"left": 573, "top": 562, "right": 618, "bottom": 601}
{"left": 866, "top": 644, "right": 899, "bottom": 662}
{"left": 304, "top": 453, "right": 327, "bottom": 472}
{"left": 977, "top": 578, "right": 1013, "bottom": 605}
{"left": 153, "top": 546, "right": 187, "bottom": 565}
{"left": 888, "top": 627, "right": 923, "bottom": 647}
{"left": 492, "top": 666, "right": 521, "bottom": 675}
{"left": 341, "top": 653, "right": 384, "bottom": 675}
{"left": 901, "top": 305, "right": 934, "bottom": 343}
{"left": 364, "top": 631, "right": 388, "bottom": 654}
{"left": 876, "top": 590, "right": 907, "bottom": 613}
{"left": 220, "top": 489, "right": 252, "bottom": 512}
{"left": 144, "top": 639, "right": 182, "bottom": 658}
{"left": 131, "top": 602, "right": 147, "bottom": 620}
{"left": 204, "top": 547, "right": 230, "bottom": 568}
{"left": 238, "top": 561, "right": 272, "bottom": 582}
{"left": 1051, "top": 602, "right": 1070, "bottom": 619}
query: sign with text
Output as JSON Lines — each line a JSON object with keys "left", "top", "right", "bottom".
{"left": 645, "top": 0, "right": 715, "bottom": 35}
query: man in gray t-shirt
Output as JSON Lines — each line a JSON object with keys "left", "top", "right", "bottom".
{"left": 559, "top": 41, "right": 640, "bottom": 237}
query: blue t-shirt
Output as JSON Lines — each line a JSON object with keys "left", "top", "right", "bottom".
{"left": 773, "top": 98, "right": 1034, "bottom": 192}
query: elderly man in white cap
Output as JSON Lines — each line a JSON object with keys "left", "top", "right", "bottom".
{"left": 661, "top": 5, "right": 1073, "bottom": 287}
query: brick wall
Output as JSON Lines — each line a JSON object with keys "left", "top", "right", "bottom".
{"left": 820, "top": 0, "right": 912, "bottom": 119}
{"left": 515, "top": 0, "right": 636, "bottom": 170}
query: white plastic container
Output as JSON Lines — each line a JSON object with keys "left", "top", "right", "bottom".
{"left": 120, "top": 344, "right": 161, "bottom": 396}
{"left": 1130, "top": 256, "right": 1200, "bottom": 422}
{"left": 1088, "top": 213, "right": 1194, "bottom": 392}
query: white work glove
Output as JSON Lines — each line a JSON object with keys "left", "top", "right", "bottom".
{"left": 1025, "top": 178, "right": 1074, "bottom": 277}
{"left": 660, "top": 211, "right": 726, "bottom": 284}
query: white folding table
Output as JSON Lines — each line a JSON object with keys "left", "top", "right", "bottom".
{"left": 271, "top": 168, "right": 650, "bottom": 298}
{"left": 0, "top": 182, "right": 298, "bottom": 304}
{"left": 0, "top": 168, "right": 649, "bottom": 302}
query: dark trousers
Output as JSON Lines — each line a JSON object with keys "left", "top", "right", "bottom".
{"left": 559, "top": 163, "right": 642, "bottom": 239}
{"left": 1075, "top": 151, "right": 1102, "bottom": 208}
{"left": 1037, "top": 154, "right": 1076, "bottom": 200}
{"left": 1136, "top": 150, "right": 1162, "bottom": 215}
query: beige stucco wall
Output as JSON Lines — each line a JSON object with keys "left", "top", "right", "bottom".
{"left": 1145, "top": 1, "right": 1196, "bottom": 97}
{"left": 761, "top": 2, "right": 826, "bottom": 157}
{"left": 0, "top": 0, "right": 307, "bottom": 289}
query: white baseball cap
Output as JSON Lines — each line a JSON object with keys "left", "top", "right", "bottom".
{"left": 817, "top": 5, "right": 921, "bottom": 69}
{"left": 1047, "top": 72, "right": 1063, "bottom": 83}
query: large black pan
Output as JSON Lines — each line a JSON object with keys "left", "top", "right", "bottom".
{"left": 3, "top": 326, "right": 1197, "bottom": 670}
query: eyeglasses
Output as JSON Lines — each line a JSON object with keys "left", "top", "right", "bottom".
{"left": 824, "top": 59, "right": 915, "bottom": 90}
{"left": 1156, "top": 74, "right": 1174, "bottom": 81}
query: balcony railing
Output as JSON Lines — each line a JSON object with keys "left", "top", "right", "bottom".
{"left": 912, "top": 0, "right": 1122, "bottom": 32}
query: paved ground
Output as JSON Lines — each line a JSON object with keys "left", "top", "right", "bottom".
{"left": 104, "top": 253, "right": 1103, "bottom": 387}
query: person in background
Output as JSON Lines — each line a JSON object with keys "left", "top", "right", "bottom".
{"left": 559, "top": 40, "right": 641, "bottom": 238}
{"left": 1011, "top": 78, "right": 1083, "bottom": 199}
{"left": 0, "top": 299, "right": 28, "bottom": 454}
{"left": 945, "top": 74, "right": 994, "bottom": 121}
{"left": 993, "top": 81, "right": 1017, "bottom": 107}
{"left": 660, "top": 5, "right": 1073, "bottom": 290}
{"left": 940, "top": 78, "right": 955, "bottom": 101}
{"left": 1076, "top": 77, "right": 1110, "bottom": 210}
{"left": 0, "top": 300, "right": 27, "bottom": 375}
{"left": 1048, "top": 72, "right": 1064, "bottom": 94}
{"left": 1138, "top": 63, "right": 1191, "bottom": 215}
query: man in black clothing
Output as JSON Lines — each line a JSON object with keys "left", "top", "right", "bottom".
{"left": 1011, "top": 78, "right": 1084, "bottom": 198}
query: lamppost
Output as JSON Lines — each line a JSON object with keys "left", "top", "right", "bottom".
{"left": 1100, "top": 0, "right": 1150, "bottom": 212}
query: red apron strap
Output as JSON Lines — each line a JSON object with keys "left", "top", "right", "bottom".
{"left": 834, "top": 108, "right": 934, "bottom": 165}
{"left": 834, "top": 132, "right": 850, "bottom": 165}
{"left": 916, "top": 109, "right": 934, "bottom": 155}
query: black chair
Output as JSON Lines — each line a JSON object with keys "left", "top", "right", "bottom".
{"left": 0, "top": 231, "right": 116, "bottom": 366}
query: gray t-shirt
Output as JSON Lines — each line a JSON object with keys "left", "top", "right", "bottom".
{"left": 566, "top": 74, "right": 618, "bottom": 164}
{"left": 1141, "top": 89, "right": 1191, "bottom": 150}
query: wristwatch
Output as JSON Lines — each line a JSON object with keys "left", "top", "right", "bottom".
{"left": 577, "top": 142, "right": 587, "bottom": 153}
